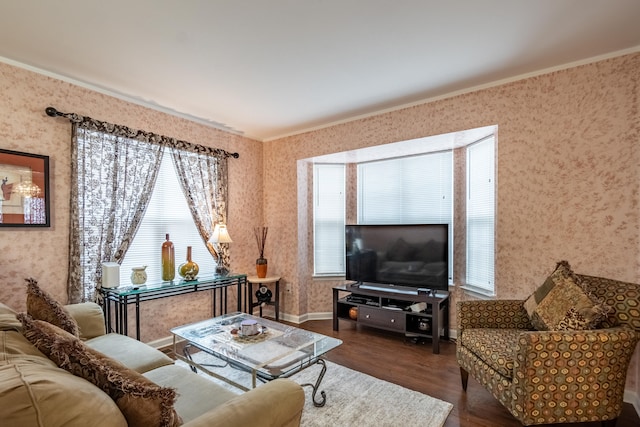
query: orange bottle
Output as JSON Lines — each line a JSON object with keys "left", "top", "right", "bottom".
{"left": 161, "top": 234, "right": 175, "bottom": 281}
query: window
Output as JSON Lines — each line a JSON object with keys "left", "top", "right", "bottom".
{"left": 120, "top": 153, "right": 216, "bottom": 283}
{"left": 358, "top": 152, "right": 453, "bottom": 281}
{"left": 69, "top": 116, "right": 230, "bottom": 303}
{"left": 466, "top": 136, "right": 495, "bottom": 294}
{"left": 313, "top": 164, "right": 345, "bottom": 275}
{"left": 309, "top": 128, "right": 496, "bottom": 290}
{"left": 358, "top": 152, "right": 453, "bottom": 224}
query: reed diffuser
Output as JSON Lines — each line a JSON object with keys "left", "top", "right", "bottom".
{"left": 254, "top": 226, "right": 268, "bottom": 278}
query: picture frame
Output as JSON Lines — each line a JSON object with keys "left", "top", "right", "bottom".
{"left": 0, "top": 148, "right": 50, "bottom": 227}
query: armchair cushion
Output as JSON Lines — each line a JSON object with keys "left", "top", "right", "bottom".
{"left": 524, "top": 261, "right": 611, "bottom": 331}
{"left": 458, "top": 328, "right": 520, "bottom": 378}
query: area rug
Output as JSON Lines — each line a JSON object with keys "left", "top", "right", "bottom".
{"left": 175, "top": 352, "right": 453, "bottom": 426}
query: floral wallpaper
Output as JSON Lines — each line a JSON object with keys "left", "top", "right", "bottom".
{"left": 0, "top": 61, "right": 263, "bottom": 343}
{"left": 0, "top": 51, "right": 637, "bottom": 399}
{"left": 263, "top": 53, "right": 639, "bottom": 395}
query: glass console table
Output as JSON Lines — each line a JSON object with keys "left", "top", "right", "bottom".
{"left": 99, "top": 273, "right": 246, "bottom": 341}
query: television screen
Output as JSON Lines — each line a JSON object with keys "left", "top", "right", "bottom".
{"left": 345, "top": 224, "right": 449, "bottom": 292}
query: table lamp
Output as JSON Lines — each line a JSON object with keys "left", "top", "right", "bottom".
{"left": 209, "top": 223, "right": 232, "bottom": 274}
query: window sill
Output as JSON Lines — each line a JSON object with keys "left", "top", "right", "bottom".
{"left": 459, "top": 285, "right": 495, "bottom": 299}
{"left": 312, "top": 275, "right": 346, "bottom": 281}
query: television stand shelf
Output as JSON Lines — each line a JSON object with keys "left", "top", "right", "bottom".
{"left": 332, "top": 283, "right": 450, "bottom": 354}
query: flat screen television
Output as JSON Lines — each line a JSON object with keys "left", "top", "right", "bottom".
{"left": 345, "top": 224, "right": 449, "bottom": 292}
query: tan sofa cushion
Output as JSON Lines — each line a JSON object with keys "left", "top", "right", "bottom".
{"left": 65, "top": 302, "right": 106, "bottom": 340}
{"left": 1, "top": 304, "right": 57, "bottom": 367}
{"left": 183, "top": 378, "right": 305, "bottom": 427}
{"left": 0, "top": 330, "right": 58, "bottom": 367}
{"left": 25, "top": 278, "right": 79, "bottom": 336}
{"left": 0, "top": 360, "right": 127, "bottom": 427}
{"left": 145, "top": 364, "right": 239, "bottom": 423}
{"left": 86, "top": 333, "right": 174, "bottom": 373}
{"left": 19, "top": 313, "right": 182, "bottom": 427}
{"left": 0, "top": 303, "right": 22, "bottom": 332}
{"left": 524, "top": 261, "right": 611, "bottom": 331}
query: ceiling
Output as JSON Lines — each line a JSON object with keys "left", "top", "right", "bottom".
{"left": 1, "top": 1, "right": 639, "bottom": 141}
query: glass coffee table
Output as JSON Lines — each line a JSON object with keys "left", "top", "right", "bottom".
{"left": 171, "top": 312, "right": 342, "bottom": 407}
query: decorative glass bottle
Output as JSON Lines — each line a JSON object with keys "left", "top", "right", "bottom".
{"left": 178, "top": 246, "right": 199, "bottom": 281}
{"left": 161, "top": 233, "right": 175, "bottom": 281}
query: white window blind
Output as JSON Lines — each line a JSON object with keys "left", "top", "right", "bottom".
{"left": 358, "top": 152, "right": 453, "bottom": 280}
{"left": 120, "top": 153, "right": 216, "bottom": 284}
{"left": 313, "top": 164, "right": 345, "bottom": 275}
{"left": 466, "top": 136, "right": 495, "bottom": 293}
{"left": 358, "top": 152, "right": 453, "bottom": 224}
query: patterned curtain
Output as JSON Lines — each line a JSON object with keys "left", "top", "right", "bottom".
{"left": 170, "top": 148, "right": 230, "bottom": 270}
{"left": 68, "top": 122, "right": 164, "bottom": 303}
{"left": 64, "top": 112, "right": 235, "bottom": 303}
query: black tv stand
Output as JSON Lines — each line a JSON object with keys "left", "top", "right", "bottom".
{"left": 332, "top": 283, "right": 450, "bottom": 354}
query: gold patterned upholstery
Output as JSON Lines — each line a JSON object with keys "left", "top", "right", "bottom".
{"left": 456, "top": 273, "right": 640, "bottom": 426}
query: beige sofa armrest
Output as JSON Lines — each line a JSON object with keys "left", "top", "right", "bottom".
{"left": 457, "top": 300, "right": 532, "bottom": 332}
{"left": 182, "top": 379, "right": 305, "bottom": 427}
{"left": 65, "top": 302, "right": 106, "bottom": 340}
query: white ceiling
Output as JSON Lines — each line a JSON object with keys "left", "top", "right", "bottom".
{"left": 1, "top": 1, "right": 639, "bottom": 141}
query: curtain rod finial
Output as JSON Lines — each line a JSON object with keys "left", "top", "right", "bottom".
{"left": 45, "top": 107, "right": 59, "bottom": 117}
{"left": 232, "top": 152, "right": 239, "bottom": 159}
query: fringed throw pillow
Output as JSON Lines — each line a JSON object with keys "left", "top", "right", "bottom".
{"left": 25, "top": 277, "right": 79, "bottom": 336}
{"left": 18, "top": 313, "right": 182, "bottom": 427}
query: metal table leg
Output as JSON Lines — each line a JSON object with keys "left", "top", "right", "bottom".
{"left": 299, "top": 358, "right": 328, "bottom": 407}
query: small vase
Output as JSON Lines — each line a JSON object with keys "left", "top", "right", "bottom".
{"left": 256, "top": 257, "right": 268, "bottom": 278}
{"left": 161, "top": 233, "right": 175, "bottom": 281}
{"left": 179, "top": 246, "right": 199, "bottom": 281}
{"left": 131, "top": 266, "right": 147, "bottom": 285}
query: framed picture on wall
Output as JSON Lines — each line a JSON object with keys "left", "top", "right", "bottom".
{"left": 0, "top": 148, "right": 50, "bottom": 227}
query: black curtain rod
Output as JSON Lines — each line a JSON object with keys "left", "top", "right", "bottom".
{"left": 45, "top": 107, "right": 240, "bottom": 159}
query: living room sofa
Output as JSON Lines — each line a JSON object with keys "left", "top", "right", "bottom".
{"left": 0, "top": 300, "right": 305, "bottom": 427}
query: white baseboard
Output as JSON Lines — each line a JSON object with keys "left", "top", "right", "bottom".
{"left": 277, "top": 311, "right": 333, "bottom": 324}
{"left": 301, "top": 311, "right": 333, "bottom": 322}
{"left": 148, "top": 336, "right": 175, "bottom": 349}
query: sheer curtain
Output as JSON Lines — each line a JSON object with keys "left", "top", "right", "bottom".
{"left": 170, "top": 147, "right": 230, "bottom": 270}
{"left": 64, "top": 112, "right": 234, "bottom": 303}
{"left": 68, "top": 121, "right": 164, "bottom": 303}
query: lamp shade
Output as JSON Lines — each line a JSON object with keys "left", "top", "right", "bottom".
{"left": 210, "top": 224, "right": 233, "bottom": 243}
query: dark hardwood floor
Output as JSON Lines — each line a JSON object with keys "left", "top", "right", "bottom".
{"left": 298, "top": 319, "right": 640, "bottom": 427}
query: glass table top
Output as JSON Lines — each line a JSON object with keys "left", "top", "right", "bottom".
{"left": 171, "top": 312, "right": 342, "bottom": 378}
{"left": 100, "top": 273, "right": 246, "bottom": 296}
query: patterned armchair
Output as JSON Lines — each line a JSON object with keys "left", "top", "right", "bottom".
{"left": 457, "top": 272, "right": 639, "bottom": 426}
